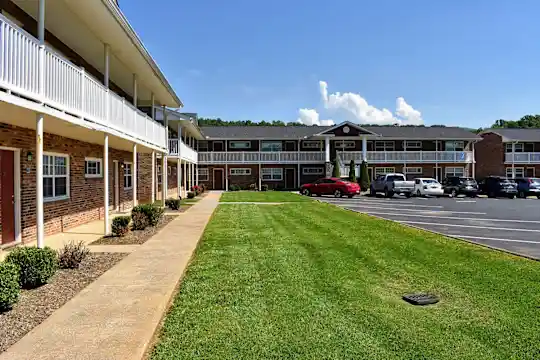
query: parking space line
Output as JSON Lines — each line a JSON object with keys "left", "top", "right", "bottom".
{"left": 360, "top": 211, "right": 538, "bottom": 223}
{"left": 346, "top": 205, "right": 486, "bottom": 215}
{"left": 398, "top": 221, "right": 540, "bottom": 233}
{"left": 456, "top": 235, "right": 540, "bottom": 244}
{"left": 323, "top": 200, "right": 444, "bottom": 209}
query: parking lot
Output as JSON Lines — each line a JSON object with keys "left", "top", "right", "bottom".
{"left": 318, "top": 195, "right": 540, "bottom": 259}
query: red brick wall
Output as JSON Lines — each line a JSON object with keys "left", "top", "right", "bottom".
{"left": 475, "top": 133, "right": 505, "bottom": 179}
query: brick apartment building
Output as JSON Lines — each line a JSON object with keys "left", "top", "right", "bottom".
{"left": 476, "top": 129, "right": 540, "bottom": 179}
{"left": 0, "top": 0, "right": 198, "bottom": 250}
{"left": 195, "top": 122, "right": 480, "bottom": 190}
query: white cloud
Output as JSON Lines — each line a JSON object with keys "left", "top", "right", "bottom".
{"left": 395, "top": 97, "right": 423, "bottom": 125}
{"left": 297, "top": 108, "right": 334, "bottom": 126}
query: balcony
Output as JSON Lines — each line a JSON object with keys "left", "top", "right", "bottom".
{"left": 0, "top": 14, "right": 166, "bottom": 149}
{"left": 339, "top": 151, "right": 474, "bottom": 164}
{"left": 505, "top": 152, "right": 540, "bottom": 164}
{"left": 169, "top": 139, "right": 198, "bottom": 163}
{"left": 198, "top": 151, "right": 325, "bottom": 164}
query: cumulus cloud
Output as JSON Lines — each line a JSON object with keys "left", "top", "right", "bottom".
{"left": 297, "top": 108, "right": 335, "bottom": 126}
{"left": 297, "top": 81, "right": 423, "bottom": 126}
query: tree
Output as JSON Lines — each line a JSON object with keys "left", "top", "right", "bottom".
{"left": 359, "top": 160, "right": 370, "bottom": 190}
{"left": 348, "top": 160, "right": 357, "bottom": 182}
{"left": 332, "top": 158, "right": 341, "bottom": 178}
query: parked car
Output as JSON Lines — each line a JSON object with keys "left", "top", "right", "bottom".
{"left": 478, "top": 176, "right": 518, "bottom": 198}
{"left": 413, "top": 178, "right": 444, "bottom": 197}
{"left": 514, "top": 177, "right": 540, "bottom": 199}
{"left": 370, "top": 173, "right": 415, "bottom": 198}
{"left": 442, "top": 176, "right": 479, "bottom": 197}
{"left": 300, "top": 177, "right": 361, "bottom": 198}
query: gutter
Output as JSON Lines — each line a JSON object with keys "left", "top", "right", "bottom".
{"left": 101, "top": 0, "right": 183, "bottom": 107}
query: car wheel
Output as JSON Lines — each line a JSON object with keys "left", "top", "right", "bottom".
{"left": 384, "top": 188, "right": 390, "bottom": 198}
{"left": 508, "top": 194, "right": 516, "bottom": 199}
{"left": 348, "top": 194, "right": 354, "bottom": 198}
{"left": 334, "top": 189, "right": 342, "bottom": 198}
{"left": 302, "top": 189, "right": 311, "bottom": 197}
{"left": 488, "top": 191, "right": 495, "bottom": 198}
{"left": 450, "top": 189, "right": 457, "bottom": 198}
{"left": 370, "top": 187, "right": 376, "bottom": 197}
{"left": 416, "top": 190, "right": 422, "bottom": 197}
{"left": 518, "top": 191, "right": 526, "bottom": 199}
{"left": 405, "top": 193, "right": 412, "bottom": 198}
{"left": 537, "top": 195, "right": 540, "bottom": 199}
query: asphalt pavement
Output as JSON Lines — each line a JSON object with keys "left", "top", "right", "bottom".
{"left": 317, "top": 194, "right": 540, "bottom": 260}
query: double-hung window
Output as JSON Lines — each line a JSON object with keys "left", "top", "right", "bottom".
{"left": 230, "top": 168, "right": 251, "bottom": 176}
{"left": 506, "top": 167, "right": 524, "bottom": 178}
{"left": 157, "top": 165, "right": 162, "bottom": 184}
{"left": 374, "top": 141, "right": 395, "bottom": 151}
{"left": 445, "top": 141, "right": 464, "bottom": 151}
{"left": 445, "top": 167, "right": 465, "bottom": 177}
{"left": 505, "top": 143, "right": 524, "bottom": 153}
{"left": 375, "top": 167, "right": 395, "bottom": 175}
{"left": 404, "top": 167, "right": 422, "bottom": 174}
{"left": 84, "top": 158, "right": 102, "bottom": 178}
{"left": 229, "top": 141, "right": 251, "bottom": 149}
{"left": 262, "top": 168, "right": 283, "bottom": 181}
{"left": 302, "top": 167, "right": 324, "bottom": 175}
{"left": 43, "top": 154, "right": 69, "bottom": 201}
{"left": 124, "top": 162, "right": 133, "bottom": 189}
{"left": 261, "top": 141, "right": 282, "bottom": 152}
{"left": 404, "top": 141, "right": 421, "bottom": 149}
{"left": 198, "top": 168, "right": 209, "bottom": 181}
{"left": 302, "top": 141, "right": 322, "bottom": 149}
{"left": 334, "top": 140, "right": 355, "bottom": 149}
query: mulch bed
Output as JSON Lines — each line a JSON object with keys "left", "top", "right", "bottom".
{"left": 91, "top": 215, "right": 178, "bottom": 246}
{"left": 0, "top": 252, "right": 126, "bottom": 353}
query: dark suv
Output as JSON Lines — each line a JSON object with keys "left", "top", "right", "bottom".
{"left": 478, "top": 176, "right": 518, "bottom": 198}
{"left": 514, "top": 177, "right": 540, "bottom": 199}
{"left": 442, "top": 176, "right": 479, "bottom": 197}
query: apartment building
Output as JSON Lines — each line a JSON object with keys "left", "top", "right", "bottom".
{"left": 0, "top": 0, "right": 197, "bottom": 249}
{"left": 195, "top": 122, "right": 480, "bottom": 190}
{"left": 476, "top": 129, "right": 540, "bottom": 179}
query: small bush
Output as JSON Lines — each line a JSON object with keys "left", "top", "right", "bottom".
{"left": 0, "top": 262, "right": 20, "bottom": 311}
{"left": 133, "top": 203, "right": 164, "bottom": 227}
{"left": 112, "top": 216, "right": 131, "bottom": 236}
{"left": 360, "top": 160, "right": 370, "bottom": 190}
{"left": 332, "top": 158, "right": 341, "bottom": 177}
{"left": 5, "top": 247, "right": 58, "bottom": 289}
{"left": 57, "top": 241, "right": 90, "bottom": 269}
{"left": 187, "top": 191, "right": 195, "bottom": 199}
{"left": 249, "top": 183, "right": 257, "bottom": 191}
{"left": 349, "top": 160, "right": 357, "bottom": 183}
{"left": 261, "top": 184, "right": 269, "bottom": 191}
{"left": 131, "top": 211, "right": 148, "bottom": 230}
{"left": 168, "top": 198, "right": 181, "bottom": 210}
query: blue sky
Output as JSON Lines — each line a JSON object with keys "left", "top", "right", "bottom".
{"left": 122, "top": 0, "right": 540, "bottom": 128}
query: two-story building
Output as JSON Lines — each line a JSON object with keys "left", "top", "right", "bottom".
{"left": 0, "top": 0, "right": 197, "bottom": 249}
{"left": 195, "top": 122, "right": 480, "bottom": 190}
{"left": 476, "top": 129, "right": 540, "bottom": 179}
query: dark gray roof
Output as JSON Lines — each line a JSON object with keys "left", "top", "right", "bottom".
{"left": 200, "top": 124, "right": 480, "bottom": 140}
{"left": 482, "top": 128, "right": 540, "bottom": 142}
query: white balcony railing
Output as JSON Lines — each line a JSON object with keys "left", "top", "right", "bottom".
{"left": 169, "top": 139, "right": 198, "bottom": 163}
{"left": 0, "top": 14, "right": 166, "bottom": 149}
{"left": 198, "top": 151, "right": 325, "bottom": 164}
{"left": 338, "top": 151, "right": 474, "bottom": 164}
{"left": 505, "top": 152, "right": 540, "bottom": 164}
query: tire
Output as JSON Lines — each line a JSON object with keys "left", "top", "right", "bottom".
{"left": 370, "top": 187, "right": 376, "bottom": 197}
{"left": 468, "top": 193, "right": 477, "bottom": 198}
{"left": 302, "top": 189, "right": 311, "bottom": 197}
{"left": 488, "top": 191, "right": 495, "bottom": 198}
{"left": 405, "top": 193, "right": 412, "bottom": 198}
{"left": 416, "top": 190, "right": 422, "bottom": 197}
{"left": 348, "top": 194, "right": 354, "bottom": 198}
{"left": 334, "top": 189, "right": 342, "bottom": 198}
{"left": 518, "top": 191, "right": 526, "bottom": 199}
{"left": 384, "top": 188, "right": 394, "bottom": 198}
{"left": 508, "top": 194, "right": 516, "bottom": 199}
{"left": 537, "top": 195, "right": 540, "bottom": 199}
{"left": 450, "top": 189, "right": 457, "bottom": 198}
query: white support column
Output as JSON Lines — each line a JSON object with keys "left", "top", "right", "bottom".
{"left": 177, "top": 159, "right": 181, "bottom": 198}
{"left": 161, "top": 153, "right": 167, "bottom": 205}
{"left": 362, "top": 136, "right": 367, "bottom": 162}
{"left": 36, "top": 114, "right": 44, "bottom": 248}
{"left": 325, "top": 136, "right": 330, "bottom": 163}
{"left": 177, "top": 125, "right": 182, "bottom": 160}
{"left": 104, "top": 44, "right": 110, "bottom": 88}
{"left": 511, "top": 142, "right": 516, "bottom": 178}
{"left": 297, "top": 139, "right": 301, "bottom": 188}
{"left": 259, "top": 163, "right": 262, "bottom": 190}
{"left": 151, "top": 151, "right": 156, "bottom": 203}
{"left": 195, "top": 163, "right": 199, "bottom": 185}
{"left": 225, "top": 164, "right": 229, "bottom": 191}
{"left": 103, "top": 135, "right": 110, "bottom": 235}
{"left": 133, "top": 74, "right": 138, "bottom": 107}
{"left": 471, "top": 142, "right": 476, "bottom": 179}
{"left": 183, "top": 161, "right": 187, "bottom": 196}
{"left": 38, "top": 0, "right": 46, "bottom": 102}
{"left": 403, "top": 139, "right": 407, "bottom": 175}
{"left": 132, "top": 144, "right": 137, "bottom": 207}
{"left": 163, "top": 105, "right": 168, "bottom": 155}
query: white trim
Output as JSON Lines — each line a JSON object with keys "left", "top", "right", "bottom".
{"left": 198, "top": 167, "right": 209, "bottom": 181}
{"left": 261, "top": 167, "right": 283, "bottom": 181}
{"left": 334, "top": 140, "right": 355, "bottom": 149}
{"left": 314, "top": 121, "right": 379, "bottom": 136}
{"left": 123, "top": 161, "right": 133, "bottom": 190}
{"left": 229, "top": 141, "right": 251, "bottom": 149}
{"left": 404, "top": 140, "right": 421, "bottom": 149}
{"left": 229, "top": 168, "right": 252, "bottom": 176}
{"left": 84, "top": 157, "right": 103, "bottom": 178}
{"left": 404, "top": 167, "right": 422, "bottom": 174}
{"left": 302, "top": 140, "right": 322, "bottom": 149}
{"left": 0, "top": 147, "right": 22, "bottom": 247}
{"left": 302, "top": 167, "right": 324, "bottom": 175}
{"left": 445, "top": 166, "right": 465, "bottom": 177}
{"left": 213, "top": 141, "right": 225, "bottom": 151}
{"left": 43, "top": 152, "right": 70, "bottom": 202}
{"left": 213, "top": 168, "right": 225, "bottom": 189}
{"left": 506, "top": 167, "right": 524, "bottom": 178}
{"left": 375, "top": 167, "right": 395, "bottom": 175}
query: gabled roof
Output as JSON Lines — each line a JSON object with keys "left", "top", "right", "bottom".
{"left": 314, "top": 121, "right": 380, "bottom": 136}
{"left": 480, "top": 128, "right": 540, "bottom": 142}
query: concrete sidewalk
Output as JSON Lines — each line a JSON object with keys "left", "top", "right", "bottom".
{"left": 0, "top": 192, "right": 222, "bottom": 360}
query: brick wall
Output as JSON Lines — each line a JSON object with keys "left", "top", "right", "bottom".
{"left": 475, "top": 133, "right": 505, "bottom": 179}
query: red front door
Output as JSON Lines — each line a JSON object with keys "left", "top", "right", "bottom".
{"left": 0, "top": 150, "right": 15, "bottom": 245}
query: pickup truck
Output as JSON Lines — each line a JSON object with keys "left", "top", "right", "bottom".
{"left": 369, "top": 173, "right": 415, "bottom": 198}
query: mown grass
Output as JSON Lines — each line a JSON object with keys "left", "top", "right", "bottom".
{"left": 220, "top": 191, "right": 311, "bottom": 202}
{"left": 151, "top": 199, "right": 540, "bottom": 359}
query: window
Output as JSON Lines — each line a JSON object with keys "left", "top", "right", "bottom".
{"left": 375, "top": 141, "right": 395, "bottom": 151}
{"left": 404, "top": 141, "right": 421, "bottom": 149}
{"left": 445, "top": 167, "right": 465, "bottom": 177}
{"left": 302, "top": 167, "right": 324, "bottom": 175}
{"left": 302, "top": 141, "right": 322, "bottom": 149}
{"left": 124, "top": 162, "right": 133, "bottom": 189}
{"left": 262, "top": 168, "right": 283, "bottom": 181}
{"left": 198, "top": 168, "right": 209, "bottom": 181}
{"left": 404, "top": 167, "right": 422, "bottom": 174}
{"left": 445, "top": 141, "right": 464, "bottom": 151}
{"left": 230, "top": 168, "right": 252, "bottom": 176}
{"left": 157, "top": 165, "right": 162, "bottom": 184}
{"left": 506, "top": 143, "right": 524, "bottom": 153}
{"left": 230, "top": 141, "right": 251, "bottom": 149}
{"left": 506, "top": 167, "right": 524, "bottom": 178}
{"left": 261, "top": 141, "right": 282, "bottom": 152}
{"left": 84, "top": 157, "right": 102, "bottom": 178}
{"left": 335, "top": 140, "right": 355, "bottom": 149}
{"left": 168, "top": 166, "right": 172, "bottom": 176}
{"left": 198, "top": 141, "right": 209, "bottom": 151}
{"left": 43, "top": 154, "right": 69, "bottom": 201}
{"left": 375, "top": 167, "right": 395, "bottom": 175}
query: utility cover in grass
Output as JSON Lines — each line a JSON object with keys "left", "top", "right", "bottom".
{"left": 402, "top": 293, "right": 440, "bottom": 306}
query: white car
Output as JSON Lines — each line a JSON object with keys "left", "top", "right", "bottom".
{"left": 413, "top": 178, "right": 444, "bottom": 197}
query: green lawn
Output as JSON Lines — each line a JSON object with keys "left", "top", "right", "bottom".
{"left": 220, "top": 190, "right": 311, "bottom": 202}
{"left": 151, "top": 197, "right": 540, "bottom": 359}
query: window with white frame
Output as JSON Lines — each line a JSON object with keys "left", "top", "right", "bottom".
{"left": 302, "top": 141, "right": 322, "bottom": 149}
{"left": 198, "top": 141, "right": 209, "bottom": 151}
{"left": 334, "top": 140, "right": 355, "bottom": 149}
{"left": 505, "top": 143, "right": 524, "bottom": 153}
{"left": 445, "top": 167, "right": 465, "bottom": 177}
{"left": 404, "top": 167, "right": 422, "bottom": 174}
{"left": 124, "top": 162, "right": 133, "bottom": 189}
{"left": 230, "top": 168, "right": 252, "bottom": 176}
{"left": 229, "top": 141, "right": 251, "bottom": 149}
{"left": 84, "top": 157, "right": 102, "bottom": 178}
{"left": 375, "top": 167, "right": 395, "bottom": 175}
{"left": 302, "top": 167, "right": 324, "bottom": 175}
{"left": 261, "top": 141, "right": 282, "bottom": 152}
{"left": 198, "top": 168, "right": 209, "bottom": 181}
{"left": 43, "top": 154, "right": 69, "bottom": 201}
{"left": 444, "top": 141, "right": 464, "bottom": 151}
{"left": 157, "top": 165, "right": 162, "bottom": 184}
{"left": 375, "top": 141, "right": 395, "bottom": 151}
{"left": 506, "top": 167, "right": 524, "bottom": 178}
{"left": 168, "top": 166, "right": 172, "bottom": 176}
{"left": 404, "top": 141, "right": 422, "bottom": 149}
{"left": 262, "top": 168, "right": 283, "bottom": 181}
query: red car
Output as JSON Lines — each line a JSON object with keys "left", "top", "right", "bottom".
{"left": 301, "top": 177, "right": 361, "bottom": 198}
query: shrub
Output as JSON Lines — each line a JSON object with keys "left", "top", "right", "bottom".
{"left": 168, "top": 198, "right": 181, "bottom": 210}
{"left": 112, "top": 216, "right": 131, "bottom": 236}
{"left": 261, "top": 184, "right": 269, "bottom": 191}
{"left": 349, "top": 160, "right": 357, "bottom": 183}
{"left": 249, "top": 183, "right": 257, "bottom": 191}
{"left": 332, "top": 158, "right": 341, "bottom": 178}
{"left": 132, "top": 203, "right": 164, "bottom": 227}
{"left": 360, "top": 160, "right": 370, "bottom": 190}
{"left": 187, "top": 191, "right": 195, "bottom": 199}
{"left": 57, "top": 241, "right": 90, "bottom": 269}
{"left": 5, "top": 247, "right": 58, "bottom": 289}
{"left": 131, "top": 211, "right": 148, "bottom": 231}
{"left": 0, "top": 262, "right": 20, "bottom": 311}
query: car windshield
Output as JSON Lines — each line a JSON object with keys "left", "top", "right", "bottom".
{"left": 387, "top": 175, "right": 405, "bottom": 182}
{"left": 423, "top": 179, "right": 438, "bottom": 184}
{"left": 460, "top": 177, "right": 476, "bottom": 184}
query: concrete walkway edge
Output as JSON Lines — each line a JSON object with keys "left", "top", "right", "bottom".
{"left": 0, "top": 192, "right": 222, "bottom": 360}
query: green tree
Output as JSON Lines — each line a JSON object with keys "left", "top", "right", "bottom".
{"left": 359, "top": 160, "right": 370, "bottom": 190}
{"left": 348, "top": 160, "right": 357, "bottom": 182}
{"left": 332, "top": 158, "right": 341, "bottom": 178}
